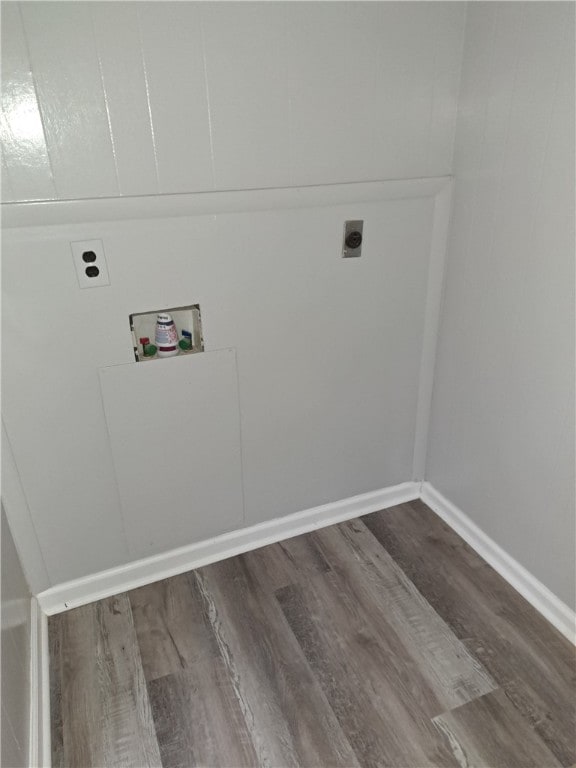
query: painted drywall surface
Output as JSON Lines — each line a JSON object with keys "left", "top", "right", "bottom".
{"left": 2, "top": 421, "right": 50, "bottom": 594}
{"left": 1, "top": 0, "right": 464, "bottom": 586}
{"left": 0, "top": 1, "right": 465, "bottom": 202}
{"left": 1, "top": 505, "right": 30, "bottom": 768}
{"left": 427, "top": 3, "right": 575, "bottom": 608}
{"left": 99, "top": 350, "right": 245, "bottom": 561}
{"left": 2, "top": 194, "right": 434, "bottom": 584}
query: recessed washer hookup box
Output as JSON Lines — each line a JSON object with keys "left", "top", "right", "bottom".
{"left": 129, "top": 304, "right": 204, "bottom": 362}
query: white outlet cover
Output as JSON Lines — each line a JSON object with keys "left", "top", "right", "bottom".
{"left": 71, "top": 239, "right": 110, "bottom": 288}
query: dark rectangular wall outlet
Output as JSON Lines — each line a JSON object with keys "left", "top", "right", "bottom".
{"left": 342, "top": 220, "right": 364, "bottom": 258}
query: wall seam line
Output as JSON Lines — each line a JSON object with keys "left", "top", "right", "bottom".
{"left": 90, "top": 6, "right": 121, "bottom": 197}
{"left": 2, "top": 418, "right": 51, "bottom": 590}
{"left": 16, "top": 2, "right": 57, "bottom": 200}
{"left": 199, "top": 12, "right": 216, "bottom": 191}
{"left": 135, "top": 6, "right": 160, "bottom": 193}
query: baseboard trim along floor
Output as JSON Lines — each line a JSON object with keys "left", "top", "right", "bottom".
{"left": 32, "top": 481, "right": 575, "bottom": 768}
{"left": 47, "top": 498, "right": 576, "bottom": 768}
{"left": 36, "top": 479, "right": 576, "bottom": 645}
{"left": 29, "top": 597, "right": 51, "bottom": 768}
{"left": 36, "top": 481, "right": 420, "bottom": 616}
{"left": 420, "top": 482, "right": 576, "bottom": 645}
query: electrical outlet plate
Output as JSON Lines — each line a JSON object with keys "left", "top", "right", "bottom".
{"left": 342, "top": 220, "right": 364, "bottom": 258}
{"left": 71, "top": 239, "right": 110, "bottom": 288}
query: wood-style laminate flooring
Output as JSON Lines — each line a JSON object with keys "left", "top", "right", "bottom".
{"left": 49, "top": 500, "right": 576, "bottom": 768}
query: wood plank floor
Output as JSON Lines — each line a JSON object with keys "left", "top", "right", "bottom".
{"left": 49, "top": 501, "right": 575, "bottom": 768}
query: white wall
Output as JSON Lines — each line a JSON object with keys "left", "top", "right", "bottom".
{"left": 3, "top": 2, "right": 572, "bottom": 616}
{"left": 1, "top": 2, "right": 465, "bottom": 202}
{"left": 1, "top": 2, "right": 465, "bottom": 589}
{"left": 1, "top": 505, "right": 31, "bottom": 768}
{"left": 428, "top": 2, "right": 575, "bottom": 609}
{"left": 3, "top": 185, "right": 439, "bottom": 586}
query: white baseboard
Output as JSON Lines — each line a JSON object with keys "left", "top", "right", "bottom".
{"left": 29, "top": 598, "right": 51, "bottom": 767}
{"left": 421, "top": 482, "right": 576, "bottom": 645}
{"left": 37, "top": 481, "right": 420, "bottom": 616}
{"left": 35, "top": 478, "right": 575, "bottom": 646}
{"left": 29, "top": 479, "right": 574, "bottom": 768}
